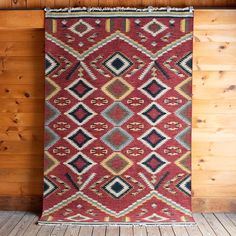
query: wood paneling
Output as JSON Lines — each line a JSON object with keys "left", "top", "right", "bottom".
{"left": 0, "top": 0, "right": 236, "bottom": 8}
{"left": 0, "top": 9, "right": 236, "bottom": 212}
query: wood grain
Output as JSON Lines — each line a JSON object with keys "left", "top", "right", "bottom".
{"left": 0, "top": 9, "right": 236, "bottom": 212}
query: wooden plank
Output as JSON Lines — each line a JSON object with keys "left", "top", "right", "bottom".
{"left": 193, "top": 99, "right": 236, "bottom": 114}
{"left": 214, "top": 213, "right": 236, "bottom": 235}
{"left": 27, "top": 0, "right": 41, "bottom": 7}
{"left": 120, "top": 226, "right": 133, "bottom": 236}
{"left": 0, "top": 56, "right": 44, "bottom": 72}
{"left": 0, "top": 84, "right": 44, "bottom": 99}
{"left": 64, "top": 225, "right": 81, "bottom": 236}
{"left": 23, "top": 215, "right": 42, "bottom": 236}
{"left": 192, "top": 155, "right": 236, "bottom": 171}
{"left": 11, "top": 0, "right": 27, "bottom": 8}
{"left": 37, "top": 225, "right": 54, "bottom": 236}
{"left": 0, "top": 168, "right": 43, "bottom": 183}
{"left": 193, "top": 56, "right": 236, "bottom": 71}
{"left": 133, "top": 226, "right": 147, "bottom": 236}
{"left": 0, "top": 140, "right": 43, "bottom": 154}
{"left": 192, "top": 114, "right": 236, "bottom": 129}
{"left": 0, "top": 182, "right": 43, "bottom": 196}
{"left": 194, "top": 42, "right": 236, "bottom": 57}
{"left": 185, "top": 225, "right": 202, "bottom": 236}
{"left": 192, "top": 140, "right": 236, "bottom": 157}
{"left": 146, "top": 226, "right": 160, "bottom": 236}
{"left": 8, "top": 212, "right": 36, "bottom": 236}
{"left": 0, "top": 154, "right": 43, "bottom": 168}
{"left": 159, "top": 226, "right": 175, "bottom": 236}
{"left": 0, "top": 29, "right": 44, "bottom": 42}
{"left": 0, "top": 128, "right": 43, "bottom": 141}
{"left": 0, "top": 113, "right": 44, "bottom": 126}
{"left": 193, "top": 128, "right": 236, "bottom": 142}
{"left": 0, "top": 211, "right": 25, "bottom": 236}
{"left": 0, "top": 211, "right": 12, "bottom": 229}
{"left": 50, "top": 225, "right": 68, "bottom": 236}
{"left": 225, "top": 213, "right": 236, "bottom": 226}
{"left": 193, "top": 213, "right": 216, "bottom": 236}
{"left": 0, "top": 11, "right": 44, "bottom": 29}
{"left": 203, "top": 213, "right": 230, "bottom": 236}
{"left": 194, "top": 10, "right": 236, "bottom": 31}
{"left": 0, "top": 196, "right": 42, "bottom": 211}
{"left": 192, "top": 186, "right": 236, "bottom": 198}
{"left": 0, "top": 0, "right": 12, "bottom": 8}
{"left": 54, "top": 0, "right": 70, "bottom": 7}
{"left": 0, "top": 42, "right": 44, "bottom": 57}
{"left": 79, "top": 226, "right": 93, "bottom": 236}
{"left": 0, "top": 101, "right": 44, "bottom": 113}
{"left": 91, "top": 226, "right": 105, "bottom": 236}
{"left": 172, "top": 226, "right": 189, "bottom": 236}
{"left": 193, "top": 71, "right": 236, "bottom": 88}
{"left": 106, "top": 226, "right": 119, "bottom": 236}
{"left": 194, "top": 30, "right": 236, "bottom": 42}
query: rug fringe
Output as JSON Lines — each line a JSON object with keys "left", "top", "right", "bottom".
{"left": 44, "top": 6, "right": 194, "bottom": 13}
{"left": 37, "top": 221, "right": 196, "bottom": 226}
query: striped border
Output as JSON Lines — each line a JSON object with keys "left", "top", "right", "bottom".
{"left": 45, "top": 7, "right": 194, "bottom": 18}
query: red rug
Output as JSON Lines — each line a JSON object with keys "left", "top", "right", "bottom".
{"left": 40, "top": 7, "right": 194, "bottom": 225}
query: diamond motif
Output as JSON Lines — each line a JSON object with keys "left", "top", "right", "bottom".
{"left": 103, "top": 176, "right": 132, "bottom": 199}
{"left": 101, "top": 127, "right": 133, "bottom": 151}
{"left": 139, "top": 102, "right": 169, "bottom": 125}
{"left": 45, "top": 126, "right": 60, "bottom": 150}
{"left": 139, "top": 78, "right": 169, "bottom": 100}
{"left": 175, "top": 77, "right": 192, "bottom": 100}
{"left": 45, "top": 101, "right": 60, "bottom": 126}
{"left": 139, "top": 128, "right": 169, "bottom": 150}
{"left": 101, "top": 77, "right": 134, "bottom": 101}
{"left": 64, "top": 153, "right": 95, "bottom": 175}
{"left": 103, "top": 52, "right": 133, "bottom": 76}
{"left": 69, "top": 19, "right": 94, "bottom": 37}
{"left": 175, "top": 101, "right": 191, "bottom": 125}
{"left": 45, "top": 53, "right": 59, "bottom": 76}
{"left": 138, "top": 152, "right": 169, "bottom": 174}
{"left": 176, "top": 175, "right": 191, "bottom": 196}
{"left": 177, "top": 52, "right": 192, "bottom": 75}
{"left": 44, "top": 177, "right": 58, "bottom": 198}
{"left": 66, "top": 79, "right": 96, "bottom": 100}
{"left": 102, "top": 102, "right": 133, "bottom": 126}
{"left": 66, "top": 127, "right": 95, "bottom": 150}
{"left": 101, "top": 152, "right": 133, "bottom": 175}
{"left": 67, "top": 103, "right": 95, "bottom": 125}
{"left": 143, "top": 213, "right": 168, "bottom": 222}
{"left": 142, "top": 19, "right": 168, "bottom": 37}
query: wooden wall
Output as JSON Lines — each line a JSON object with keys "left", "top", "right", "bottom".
{"left": 0, "top": 0, "right": 236, "bottom": 8}
{"left": 0, "top": 8, "right": 236, "bottom": 212}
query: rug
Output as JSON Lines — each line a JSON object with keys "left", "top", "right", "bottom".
{"left": 39, "top": 7, "right": 194, "bottom": 225}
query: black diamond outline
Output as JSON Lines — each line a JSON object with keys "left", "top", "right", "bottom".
{"left": 142, "top": 129, "right": 166, "bottom": 148}
{"left": 103, "top": 52, "right": 133, "bottom": 76}
{"left": 68, "top": 129, "right": 92, "bottom": 149}
{"left": 69, "top": 104, "right": 93, "bottom": 124}
{"left": 142, "top": 79, "right": 166, "bottom": 99}
{"left": 69, "top": 80, "right": 93, "bottom": 99}
{"left": 141, "top": 104, "right": 166, "bottom": 124}
{"left": 67, "top": 154, "right": 92, "bottom": 174}
{"left": 102, "top": 176, "right": 132, "bottom": 199}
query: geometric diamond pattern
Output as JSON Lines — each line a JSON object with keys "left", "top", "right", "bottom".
{"left": 101, "top": 152, "right": 133, "bottom": 175}
{"left": 139, "top": 78, "right": 169, "bottom": 100}
{"left": 103, "top": 52, "right": 133, "bottom": 76}
{"left": 103, "top": 176, "right": 132, "bottom": 199}
{"left": 64, "top": 153, "right": 96, "bottom": 175}
{"left": 66, "top": 127, "right": 95, "bottom": 150}
{"left": 142, "top": 19, "right": 168, "bottom": 37}
{"left": 67, "top": 103, "right": 96, "bottom": 125}
{"left": 138, "top": 152, "right": 169, "bottom": 174}
{"left": 101, "top": 77, "right": 134, "bottom": 101}
{"left": 102, "top": 102, "right": 133, "bottom": 126}
{"left": 42, "top": 9, "right": 193, "bottom": 224}
{"left": 139, "top": 102, "right": 169, "bottom": 125}
{"left": 139, "top": 127, "right": 169, "bottom": 150}
{"left": 101, "top": 127, "right": 133, "bottom": 151}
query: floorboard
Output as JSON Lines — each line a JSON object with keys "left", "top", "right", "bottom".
{"left": 0, "top": 212, "right": 235, "bottom": 236}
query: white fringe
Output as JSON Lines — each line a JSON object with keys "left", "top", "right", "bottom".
{"left": 37, "top": 221, "right": 196, "bottom": 226}
{"left": 45, "top": 6, "right": 194, "bottom": 13}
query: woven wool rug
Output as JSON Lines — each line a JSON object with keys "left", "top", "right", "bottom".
{"left": 39, "top": 7, "right": 194, "bottom": 225}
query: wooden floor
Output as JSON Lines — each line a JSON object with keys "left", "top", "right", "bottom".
{"left": 0, "top": 212, "right": 236, "bottom": 236}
